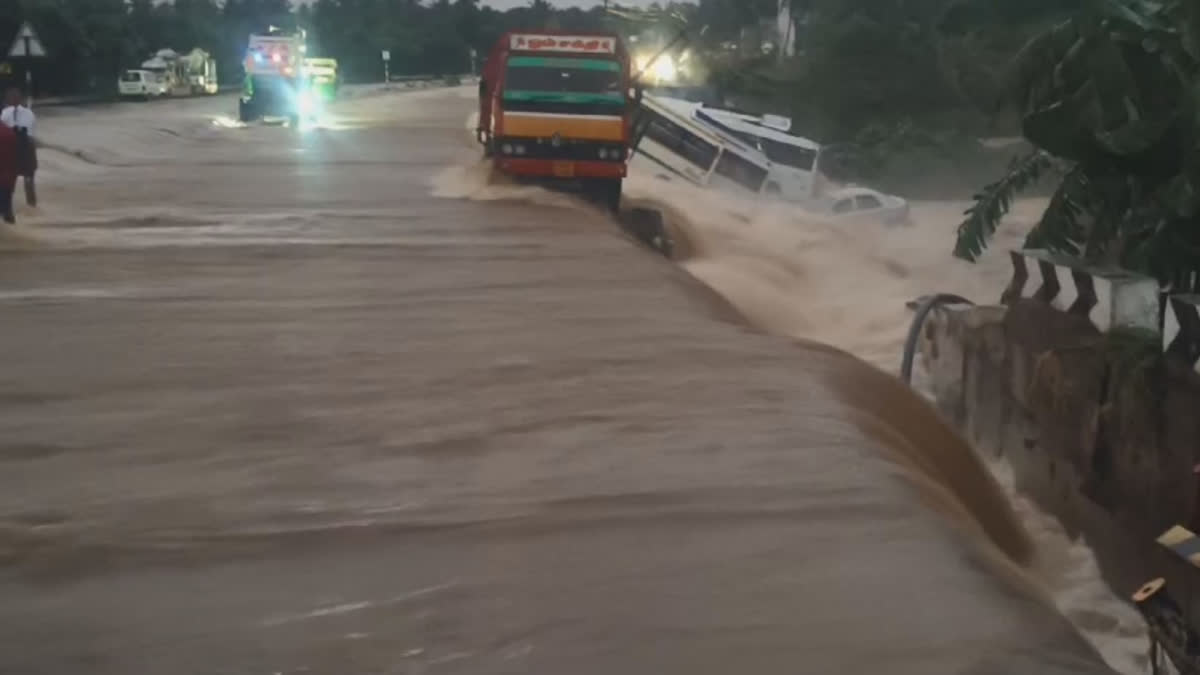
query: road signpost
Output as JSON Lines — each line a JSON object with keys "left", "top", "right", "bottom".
{"left": 8, "top": 22, "right": 47, "bottom": 107}
{"left": 381, "top": 49, "right": 390, "bottom": 83}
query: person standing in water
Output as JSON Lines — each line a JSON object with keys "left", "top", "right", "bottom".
{"left": 0, "top": 120, "right": 17, "bottom": 224}
{"left": 1, "top": 87, "right": 37, "bottom": 211}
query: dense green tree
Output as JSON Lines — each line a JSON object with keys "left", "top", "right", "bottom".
{"left": 954, "top": 0, "right": 1200, "bottom": 291}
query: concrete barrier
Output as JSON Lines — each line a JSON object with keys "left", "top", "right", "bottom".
{"left": 917, "top": 249, "right": 1200, "bottom": 664}
{"left": 1002, "top": 249, "right": 1160, "bottom": 333}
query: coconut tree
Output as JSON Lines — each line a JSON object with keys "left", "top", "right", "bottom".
{"left": 953, "top": 0, "right": 1200, "bottom": 293}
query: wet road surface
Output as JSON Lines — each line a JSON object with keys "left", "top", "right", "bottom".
{"left": 0, "top": 88, "right": 1120, "bottom": 674}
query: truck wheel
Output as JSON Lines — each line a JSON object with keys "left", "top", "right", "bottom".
{"left": 238, "top": 100, "right": 253, "bottom": 123}
{"left": 599, "top": 178, "right": 622, "bottom": 214}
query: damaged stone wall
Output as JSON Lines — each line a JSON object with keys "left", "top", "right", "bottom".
{"left": 919, "top": 251, "right": 1200, "bottom": 610}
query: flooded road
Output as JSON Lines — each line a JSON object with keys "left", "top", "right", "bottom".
{"left": 0, "top": 88, "right": 1127, "bottom": 674}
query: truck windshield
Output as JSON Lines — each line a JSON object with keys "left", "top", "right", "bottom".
{"left": 121, "top": 71, "right": 144, "bottom": 82}
{"left": 504, "top": 56, "right": 622, "bottom": 98}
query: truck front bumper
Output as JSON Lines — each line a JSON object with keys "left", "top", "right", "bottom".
{"left": 496, "top": 158, "right": 627, "bottom": 179}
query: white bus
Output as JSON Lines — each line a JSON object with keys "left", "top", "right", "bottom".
{"left": 630, "top": 94, "right": 773, "bottom": 198}
{"left": 693, "top": 106, "right": 822, "bottom": 203}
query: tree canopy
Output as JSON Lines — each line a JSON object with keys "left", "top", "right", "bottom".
{"left": 0, "top": 0, "right": 619, "bottom": 94}
{"left": 954, "top": 0, "right": 1200, "bottom": 292}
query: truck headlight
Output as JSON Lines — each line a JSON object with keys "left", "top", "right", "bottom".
{"left": 513, "top": 143, "right": 527, "bottom": 156}
{"left": 501, "top": 143, "right": 514, "bottom": 155}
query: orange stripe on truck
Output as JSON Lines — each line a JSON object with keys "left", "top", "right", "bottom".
{"left": 501, "top": 113, "right": 624, "bottom": 141}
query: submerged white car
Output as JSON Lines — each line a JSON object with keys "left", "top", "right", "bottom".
{"left": 813, "top": 186, "right": 910, "bottom": 225}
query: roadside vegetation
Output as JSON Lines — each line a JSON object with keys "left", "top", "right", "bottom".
{"left": 953, "top": 0, "right": 1200, "bottom": 293}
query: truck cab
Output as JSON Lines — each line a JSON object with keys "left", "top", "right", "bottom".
{"left": 477, "top": 31, "right": 637, "bottom": 212}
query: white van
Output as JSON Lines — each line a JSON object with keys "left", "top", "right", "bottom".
{"left": 118, "top": 69, "right": 169, "bottom": 99}
{"left": 630, "top": 94, "right": 773, "bottom": 198}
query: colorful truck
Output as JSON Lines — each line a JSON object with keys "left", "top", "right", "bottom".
{"left": 238, "top": 29, "right": 312, "bottom": 126}
{"left": 477, "top": 31, "right": 637, "bottom": 212}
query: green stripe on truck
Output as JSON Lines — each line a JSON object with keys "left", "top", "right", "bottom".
{"left": 507, "top": 56, "right": 620, "bottom": 71}
{"left": 502, "top": 90, "right": 625, "bottom": 105}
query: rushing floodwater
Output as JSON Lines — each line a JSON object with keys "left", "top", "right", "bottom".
{"left": 0, "top": 86, "right": 1143, "bottom": 674}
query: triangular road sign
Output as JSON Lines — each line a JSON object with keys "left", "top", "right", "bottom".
{"left": 9, "top": 22, "right": 47, "bottom": 58}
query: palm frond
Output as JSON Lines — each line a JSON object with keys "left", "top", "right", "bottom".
{"left": 1023, "top": 164, "right": 1087, "bottom": 255}
{"left": 954, "top": 149, "right": 1055, "bottom": 262}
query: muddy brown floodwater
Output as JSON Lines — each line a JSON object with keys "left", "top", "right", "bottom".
{"left": 0, "top": 88, "right": 1120, "bottom": 674}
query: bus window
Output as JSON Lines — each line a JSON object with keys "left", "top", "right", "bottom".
{"left": 761, "top": 138, "right": 817, "bottom": 171}
{"left": 714, "top": 150, "right": 769, "bottom": 192}
{"left": 644, "top": 110, "right": 719, "bottom": 171}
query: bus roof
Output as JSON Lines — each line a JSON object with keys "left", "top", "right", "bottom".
{"left": 648, "top": 95, "right": 766, "bottom": 157}
{"left": 696, "top": 107, "right": 821, "bottom": 151}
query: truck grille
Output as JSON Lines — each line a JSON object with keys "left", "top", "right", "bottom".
{"left": 495, "top": 137, "right": 626, "bottom": 161}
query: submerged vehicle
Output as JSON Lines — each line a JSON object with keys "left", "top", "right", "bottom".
{"left": 692, "top": 106, "right": 822, "bottom": 203}
{"left": 303, "top": 58, "right": 340, "bottom": 102}
{"left": 239, "top": 28, "right": 312, "bottom": 126}
{"left": 809, "top": 186, "right": 910, "bottom": 226}
{"left": 630, "top": 93, "right": 772, "bottom": 197}
{"left": 477, "top": 31, "right": 638, "bottom": 212}
{"left": 630, "top": 94, "right": 909, "bottom": 224}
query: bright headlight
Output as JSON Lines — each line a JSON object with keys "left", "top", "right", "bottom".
{"left": 652, "top": 56, "right": 677, "bottom": 84}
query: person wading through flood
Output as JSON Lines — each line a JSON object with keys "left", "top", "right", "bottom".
{"left": 1, "top": 87, "right": 37, "bottom": 214}
{"left": 0, "top": 119, "right": 17, "bottom": 224}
